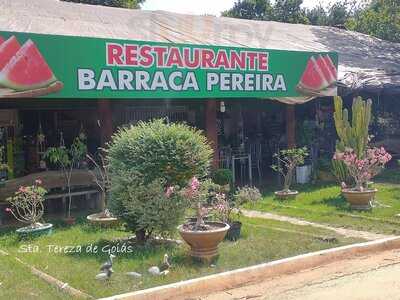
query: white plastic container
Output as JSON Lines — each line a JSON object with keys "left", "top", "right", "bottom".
{"left": 296, "top": 165, "right": 312, "bottom": 184}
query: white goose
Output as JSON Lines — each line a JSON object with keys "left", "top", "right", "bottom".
{"left": 148, "top": 254, "right": 171, "bottom": 276}
{"left": 95, "top": 268, "right": 113, "bottom": 282}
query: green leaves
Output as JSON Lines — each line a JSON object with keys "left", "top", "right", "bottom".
{"left": 346, "top": 0, "right": 400, "bottom": 43}
{"left": 107, "top": 119, "right": 212, "bottom": 186}
{"left": 60, "top": 0, "right": 145, "bottom": 9}
{"left": 45, "top": 137, "right": 87, "bottom": 168}
{"left": 271, "top": 147, "right": 309, "bottom": 191}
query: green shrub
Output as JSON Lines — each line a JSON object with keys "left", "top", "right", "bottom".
{"left": 212, "top": 168, "right": 233, "bottom": 185}
{"left": 109, "top": 173, "right": 187, "bottom": 240}
{"left": 107, "top": 119, "right": 213, "bottom": 241}
{"left": 107, "top": 119, "right": 212, "bottom": 186}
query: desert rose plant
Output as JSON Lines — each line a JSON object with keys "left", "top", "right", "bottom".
{"left": 272, "top": 147, "right": 309, "bottom": 193}
{"left": 214, "top": 192, "right": 242, "bottom": 224}
{"left": 333, "top": 147, "right": 391, "bottom": 191}
{"left": 183, "top": 177, "right": 220, "bottom": 230}
{"left": 6, "top": 179, "right": 47, "bottom": 228}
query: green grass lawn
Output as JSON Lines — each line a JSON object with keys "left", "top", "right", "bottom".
{"left": 0, "top": 216, "right": 361, "bottom": 299}
{"left": 247, "top": 173, "right": 400, "bottom": 235}
{"left": 0, "top": 254, "right": 73, "bottom": 300}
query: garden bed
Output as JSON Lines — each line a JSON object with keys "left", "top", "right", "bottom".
{"left": 248, "top": 180, "right": 400, "bottom": 235}
{"left": 0, "top": 216, "right": 362, "bottom": 299}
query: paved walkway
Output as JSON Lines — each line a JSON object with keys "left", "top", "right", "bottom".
{"left": 243, "top": 209, "right": 393, "bottom": 241}
{"left": 199, "top": 248, "right": 400, "bottom": 300}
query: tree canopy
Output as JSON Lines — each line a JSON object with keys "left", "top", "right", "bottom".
{"left": 223, "top": 0, "right": 400, "bottom": 43}
{"left": 60, "top": 0, "right": 145, "bottom": 9}
{"left": 222, "top": 0, "right": 309, "bottom": 24}
{"left": 346, "top": 0, "right": 400, "bottom": 43}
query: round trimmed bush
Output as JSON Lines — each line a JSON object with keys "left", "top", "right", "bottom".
{"left": 107, "top": 119, "right": 213, "bottom": 241}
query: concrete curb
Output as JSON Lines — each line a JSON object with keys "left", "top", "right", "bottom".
{"left": 100, "top": 236, "right": 400, "bottom": 300}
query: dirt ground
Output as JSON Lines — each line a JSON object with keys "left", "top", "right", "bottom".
{"left": 193, "top": 248, "right": 400, "bottom": 300}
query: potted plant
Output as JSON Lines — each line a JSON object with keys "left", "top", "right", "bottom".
{"left": 45, "top": 137, "right": 87, "bottom": 225}
{"left": 272, "top": 147, "right": 309, "bottom": 200}
{"left": 86, "top": 151, "right": 118, "bottom": 227}
{"left": 178, "top": 177, "right": 230, "bottom": 262}
{"left": 215, "top": 186, "right": 261, "bottom": 241}
{"left": 333, "top": 147, "right": 391, "bottom": 210}
{"left": 214, "top": 192, "right": 242, "bottom": 241}
{"left": 6, "top": 179, "right": 53, "bottom": 238}
{"left": 332, "top": 96, "right": 371, "bottom": 185}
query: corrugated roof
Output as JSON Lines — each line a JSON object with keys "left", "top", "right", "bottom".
{"left": 1, "top": 0, "right": 400, "bottom": 93}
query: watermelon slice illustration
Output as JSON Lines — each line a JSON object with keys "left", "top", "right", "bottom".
{"left": 323, "top": 55, "right": 337, "bottom": 79}
{"left": 297, "top": 56, "right": 329, "bottom": 92}
{"left": 316, "top": 55, "right": 335, "bottom": 85}
{"left": 0, "top": 36, "right": 4, "bottom": 45}
{"left": 0, "top": 36, "right": 21, "bottom": 71}
{"left": 0, "top": 39, "right": 57, "bottom": 91}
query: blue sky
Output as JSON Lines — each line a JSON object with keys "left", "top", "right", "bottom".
{"left": 142, "top": 0, "right": 332, "bottom": 16}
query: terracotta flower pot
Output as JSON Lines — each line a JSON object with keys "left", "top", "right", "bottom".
{"left": 342, "top": 188, "right": 377, "bottom": 210}
{"left": 274, "top": 190, "right": 298, "bottom": 200}
{"left": 64, "top": 217, "right": 76, "bottom": 225}
{"left": 178, "top": 221, "right": 229, "bottom": 262}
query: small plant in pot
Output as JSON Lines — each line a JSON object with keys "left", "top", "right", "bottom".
{"left": 178, "top": 177, "right": 230, "bottom": 262}
{"left": 86, "top": 151, "right": 118, "bottom": 227}
{"left": 6, "top": 179, "right": 53, "bottom": 238}
{"left": 272, "top": 147, "right": 309, "bottom": 200}
{"left": 214, "top": 192, "right": 242, "bottom": 241}
{"left": 333, "top": 147, "right": 391, "bottom": 210}
{"left": 45, "top": 137, "right": 87, "bottom": 225}
{"left": 214, "top": 186, "right": 261, "bottom": 241}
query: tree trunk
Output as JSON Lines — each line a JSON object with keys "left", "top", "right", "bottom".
{"left": 135, "top": 229, "right": 147, "bottom": 243}
{"left": 195, "top": 202, "right": 205, "bottom": 229}
{"left": 100, "top": 191, "right": 106, "bottom": 212}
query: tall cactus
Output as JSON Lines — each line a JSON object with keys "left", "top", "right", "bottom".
{"left": 333, "top": 96, "right": 372, "bottom": 158}
{"left": 332, "top": 96, "right": 372, "bottom": 184}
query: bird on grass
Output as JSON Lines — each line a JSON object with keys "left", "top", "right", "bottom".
{"left": 95, "top": 268, "right": 114, "bottom": 282}
{"left": 100, "top": 254, "right": 116, "bottom": 272}
{"left": 148, "top": 254, "right": 171, "bottom": 276}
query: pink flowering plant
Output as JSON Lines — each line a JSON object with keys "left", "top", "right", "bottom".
{"left": 182, "top": 177, "right": 220, "bottom": 231}
{"left": 6, "top": 179, "right": 47, "bottom": 228}
{"left": 214, "top": 192, "right": 241, "bottom": 224}
{"left": 333, "top": 147, "right": 392, "bottom": 191}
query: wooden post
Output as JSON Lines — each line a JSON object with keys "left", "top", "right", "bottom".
{"left": 97, "top": 100, "right": 113, "bottom": 146}
{"left": 286, "top": 105, "right": 296, "bottom": 149}
{"left": 205, "top": 100, "right": 219, "bottom": 168}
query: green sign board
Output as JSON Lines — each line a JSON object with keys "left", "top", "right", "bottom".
{"left": 0, "top": 31, "right": 338, "bottom": 99}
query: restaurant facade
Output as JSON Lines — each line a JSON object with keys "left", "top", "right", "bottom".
{"left": 0, "top": 27, "right": 338, "bottom": 188}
